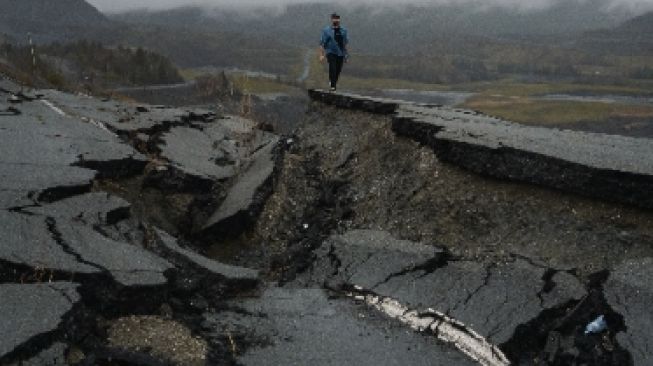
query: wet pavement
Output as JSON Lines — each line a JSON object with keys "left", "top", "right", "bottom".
{"left": 309, "top": 89, "right": 653, "bottom": 210}
{"left": 1, "top": 75, "right": 652, "bottom": 365}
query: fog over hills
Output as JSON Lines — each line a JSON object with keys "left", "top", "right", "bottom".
{"left": 112, "top": 1, "right": 644, "bottom": 56}
{"left": 3, "top": 0, "right": 653, "bottom": 79}
{"left": 0, "top": 0, "right": 111, "bottom": 43}
{"left": 88, "top": 0, "right": 653, "bottom": 15}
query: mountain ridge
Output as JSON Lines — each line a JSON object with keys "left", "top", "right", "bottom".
{"left": 0, "top": 0, "right": 111, "bottom": 43}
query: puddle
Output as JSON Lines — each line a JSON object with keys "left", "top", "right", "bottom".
{"left": 537, "top": 94, "right": 653, "bottom": 105}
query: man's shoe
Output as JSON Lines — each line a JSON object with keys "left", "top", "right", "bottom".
{"left": 330, "top": 86, "right": 337, "bottom": 92}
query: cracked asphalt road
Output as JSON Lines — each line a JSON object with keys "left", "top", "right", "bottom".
{"left": 1, "top": 76, "right": 652, "bottom": 366}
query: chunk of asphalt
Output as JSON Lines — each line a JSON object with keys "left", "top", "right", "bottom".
{"left": 0, "top": 164, "right": 95, "bottom": 202}
{"left": 38, "top": 89, "right": 208, "bottom": 135}
{"left": 206, "top": 287, "right": 477, "bottom": 366}
{"left": 308, "top": 89, "right": 653, "bottom": 210}
{"left": 0, "top": 211, "right": 99, "bottom": 275}
{"left": 158, "top": 126, "right": 236, "bottom": 182}
{"left": 375, "top": 258, "right": 586, "bottom": 345}
{"left": 604, "top": 258, "right": 653, "bottom": 366}
{"left": 0, "top": 102, "right": 146, "bottom": 168}
{"left": 202, "top": 137, "right": 279, "bottom": 237}
{"left": 0, "top": 211, "right": 172, "bottom": 287}
{"left": 56, "top": 221, "right": 173, "bottom": 287}
{"left": 304, "top": 229, "right": 446, "bottom": 290}
{"left": 306, "top": 230, "right": 586, "bottom": 345}
{"left": 154, "top": 228, "right": 258, "bottom": 285}
{"left": 26, "top": 192, "right": 131, "bottom": 226}
{"left": 0, "top": 283, "right": 79, "bottom": 359}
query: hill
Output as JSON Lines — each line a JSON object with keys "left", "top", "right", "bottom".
{"left": 0, "top": 0, "right": 111, "bottom": 43}
{"left": 113, "top": 2, "right": 636, "bottom": 55}
{"left": 577, "top": 10, "right": 653, "bottom": 56}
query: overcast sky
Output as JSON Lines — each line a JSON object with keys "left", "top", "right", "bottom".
{"left": 86, "top": 0, "right": 653, "bottom": 14}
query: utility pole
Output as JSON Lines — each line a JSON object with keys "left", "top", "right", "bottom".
{"left": 28, "top": 33, "right": 36, "bottom": 78}
{"left": 240, "top": 73, "right": 252, "bottom": 117}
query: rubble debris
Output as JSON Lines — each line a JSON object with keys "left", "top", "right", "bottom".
{"left": 155, "top": 228, "right": 259, "bottom": 285}
{"left": 585, "top": 315, "right": 608, "bottom": 335}
{"left": 201, "top": 137, "right": 280, "bottom": 238}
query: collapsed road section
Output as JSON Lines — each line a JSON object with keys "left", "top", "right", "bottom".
{"left": 308, "top": 89, "right": 653, "bottom": 210}
{"left": 2, "top": 73, "right": 653, "bottom": 366}
{"left": 0, "top": 76, "right": 278, "bottom": 365}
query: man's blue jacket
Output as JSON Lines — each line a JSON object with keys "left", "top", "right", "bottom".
{"left": 320, "top": 26, "right": 349, "bottom": 57}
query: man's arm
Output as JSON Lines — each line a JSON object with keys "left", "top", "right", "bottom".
{"left": 319, "top": 29, "right": 327, "bottom": 62}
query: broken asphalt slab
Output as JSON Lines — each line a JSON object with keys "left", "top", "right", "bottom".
{"left": 0, "top": 99, "right": 146, "bottom": 168}
{"left": 0, "top": 282, "right": 79, "bottom": 359}
{"left": 201, "top": 136, "right": 280, "bottom": 238}
{"left": 39, "top": 89, "right": 215, "bottom": 135}
{"left": 204, "top": 287, "right": 477, "bottom": 366}
{"left": 309, "top": 89, "right": 653, "bottom": 210}
{"left": 158, "top": 125, "right": 237, "bottom": 183}
{"left": 605, "top": 258, "right": 653, "bottom": 366}
{"left": 0, "top": 164, "right": 96, "bottom": 206}
{"left": 0, "top": 94, "right": 147, "bottom": 203}
{"left": 155, "top": 228, "right": 259, "bottom": 286}
{"left": 0, "top": 211, "right": 173, "bottom": 287}
{"left": 25, "top": 192, "right": 131, "bottom": 226}
{"left": 302, "top": 230, "right": 587, "bottom": 346}
{"left": 157, "top": 116, "right": 277, "bottom": 187}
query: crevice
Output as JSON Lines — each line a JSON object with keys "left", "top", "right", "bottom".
{"left": 500, "top": 270, "right": 633, "bottom": 366}
{"left": 0, "top": 259, "right": 83, "bottom": 284}
{"left": 44, "top": 217, "right": 107, "bottom": 273}
{"left": 38, "top": 183, "right": 92, "bottom": 204}
{"left": 78, "top": 347, "right": 174, "bottom": 366}
{"left": 325, "top": 243, "right": 342, "bottom": 277}
{"left": 74, "top": 157, "right": 147, "bottom": 180}
{"left": 451, "top": 263, "right": 495, "bottom": 313}
{"left": 536, "top": 268, "right": 559, "bottom": 307}
{"left": 370, "top": 250, "right": 451, "bottom": 289}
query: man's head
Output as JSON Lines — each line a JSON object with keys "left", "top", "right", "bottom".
{"left": 331, "top": 13, "right": 341, "bottom": 27}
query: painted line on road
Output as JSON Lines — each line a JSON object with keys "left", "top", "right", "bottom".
{"left": 41, "top": 99, "right": 67, "bottom": 117}
{"left": 346, "top": 285, "right": 511, "bottom": 366}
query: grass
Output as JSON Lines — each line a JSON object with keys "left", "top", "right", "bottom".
{"left": 185, "top": 52, "right": 653, "bottom": 128}
{"left": 303, "top": 53, "right": 450, "bottom": 91}
{"left": 180, "top": 67, "right": 297, "bottom": 94}
{"left": 230, "top": 74, "right": 296, "bottom": 94}
{"left": 463, "top": 94, "right": 653, "bottom": 125}
{"left": 463, "top": 80, "right": 653, "bottom": 98}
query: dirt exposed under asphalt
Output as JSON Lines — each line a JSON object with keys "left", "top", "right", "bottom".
{"left": 90, "top": 87, "right": 653, "bottom": 365}
{"left": 205, "top": 101, "right": 653, "bottom": 284}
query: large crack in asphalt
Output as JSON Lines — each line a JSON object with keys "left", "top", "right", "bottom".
{"left": 3, "top": 77, "right": 651, "bottom": 365}
{"left": 227, "top": 101, "right": 648, "bottom": 365}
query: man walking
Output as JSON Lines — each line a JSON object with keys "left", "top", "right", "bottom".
{"left": 319, "top": 13, "right": 349, "bottom": 92}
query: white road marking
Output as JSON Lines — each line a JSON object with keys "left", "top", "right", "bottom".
{"left": 40, "top": 99, "right": 67, "bottom": 117}
{"left": 348, "top": 287, "right": 511, "bottom": 366}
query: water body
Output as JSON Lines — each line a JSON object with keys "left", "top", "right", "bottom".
{"left": 537, "top": 94, "right": 653, "bottom": 106}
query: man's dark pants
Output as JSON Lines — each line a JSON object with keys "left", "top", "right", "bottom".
{"left": 327, "top": 53, "right": 344, "bottom": 88}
